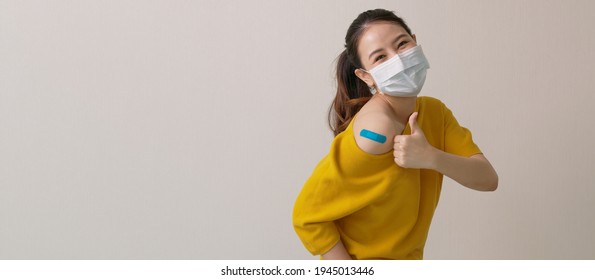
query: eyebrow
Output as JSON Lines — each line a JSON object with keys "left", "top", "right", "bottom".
{"left": 367, "top": 33, "right": 408, "bottom": 60}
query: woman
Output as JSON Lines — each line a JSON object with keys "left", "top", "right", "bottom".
{"left": 292, "top": 9, "right": 498, "bottom": 260}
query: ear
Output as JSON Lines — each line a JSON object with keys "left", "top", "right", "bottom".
{"left": 412, "top": 34, "right": 417, "bottom": 43}
{"left": 354, "top": 68, "right": 376, "bottom": 88}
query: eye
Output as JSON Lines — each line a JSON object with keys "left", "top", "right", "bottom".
{"left": 398, "top": 40, "right": 409, "bottom": 48}
{"left": 374, "top": 54, "right": 386, "bottom": 62}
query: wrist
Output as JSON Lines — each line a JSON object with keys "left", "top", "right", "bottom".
{"left": 427, "top": 146, "right": 442, "bottom": 170}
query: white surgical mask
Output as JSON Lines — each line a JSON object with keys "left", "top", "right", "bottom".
{"left": 365, "top": 45, "right": 430, "bottom": 97}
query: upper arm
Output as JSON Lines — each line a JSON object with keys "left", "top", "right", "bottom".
{"left": 353, "top": 112, "right": 397, "bottom": 155}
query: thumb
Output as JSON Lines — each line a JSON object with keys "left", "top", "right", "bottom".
{"left": 408, "top": 112, "right": 421, "bottom": 134}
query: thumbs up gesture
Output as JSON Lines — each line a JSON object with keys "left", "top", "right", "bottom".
{"left": 393, "top": 112, "right": 437, "bottom": 169}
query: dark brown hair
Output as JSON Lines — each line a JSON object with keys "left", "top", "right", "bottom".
{"left": 328, "top": 9, "right": 413, "bottom": 136}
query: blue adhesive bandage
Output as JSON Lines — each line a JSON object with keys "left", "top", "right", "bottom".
{"left": 360, "top": 129, "right": 387, "bottom": 144}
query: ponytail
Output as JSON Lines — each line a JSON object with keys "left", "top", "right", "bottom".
{"left": 328, "top": 50, "right": 373, "bottom": 136}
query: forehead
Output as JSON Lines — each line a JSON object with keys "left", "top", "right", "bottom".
{"left": 357, "top": 21, "right": 409, "bottom": 54}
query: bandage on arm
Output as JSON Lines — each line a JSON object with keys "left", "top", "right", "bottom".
{"left": 353, "top": 112, "right": 398, "bottom": 155}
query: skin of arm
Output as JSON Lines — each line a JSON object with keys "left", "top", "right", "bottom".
{"left": 394, "top": 112, "right": 498, "bottom": 191}
{"left": 321, "top": 239, "right": 352, "bottom": 260}
{"left": 353, "top": 112, "right": 400, "bottom": 155}
{"left": 431, "top": 152, "right": 498, "bottom": 191}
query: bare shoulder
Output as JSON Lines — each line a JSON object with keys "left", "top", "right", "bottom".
{"left": 353, "top": 109, "right": 398, "bottom": 155}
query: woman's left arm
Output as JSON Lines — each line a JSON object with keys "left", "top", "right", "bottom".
{"left": 430, "top": 152, "right": 498, "bottom": 191}
{"left": 394, "top": 112, "right": 498, "bottom": 191}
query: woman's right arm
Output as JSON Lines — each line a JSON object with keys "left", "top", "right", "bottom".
{"left": 321, "top": 239, "right": 352, "bottom": 260}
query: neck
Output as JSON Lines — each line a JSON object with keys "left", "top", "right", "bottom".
{"left": 373, "top": 94, "right": 417, "bottom": 125}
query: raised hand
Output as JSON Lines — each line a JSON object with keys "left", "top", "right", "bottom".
{"left": 393, "top": 112, "right": 437, "bottom": 169}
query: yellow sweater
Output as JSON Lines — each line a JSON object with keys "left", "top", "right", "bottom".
{"left": 292, "top": 96, "right": 482, "bottom": 259}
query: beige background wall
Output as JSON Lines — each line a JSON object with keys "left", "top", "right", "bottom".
{"left": 1, "top": 0, "right": 594, "bottom": 259}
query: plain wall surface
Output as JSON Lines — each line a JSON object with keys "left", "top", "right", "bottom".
{"left": 1, "top": 0, "right": 594, "bottom": 259}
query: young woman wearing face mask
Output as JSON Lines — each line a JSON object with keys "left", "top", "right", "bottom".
{"left": 292, "top": 9, "right": 499, "bottom": 260}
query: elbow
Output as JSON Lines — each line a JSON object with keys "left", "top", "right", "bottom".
{"left": 489, "top": 168, "right": 499, "bottom": 191}
{"left": 482, "top": 172, "right": 499, "bottom": 192}
{"left": 467, "top": 172, "right": 498, "bottom": 192}
{"left": 476, "top": 160, "right": 499, "bottom": 192}
{"left": 485, "top": 178, "right": 498, "bottom": 191}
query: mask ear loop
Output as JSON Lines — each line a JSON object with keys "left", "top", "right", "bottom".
{"left": 369, "top": 86, "right": 377, "bottom": 94}
{"left": 361, "top": 69, "right": 377, "bottom": 94}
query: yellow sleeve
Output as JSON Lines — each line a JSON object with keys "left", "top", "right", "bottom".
{"left": 292, "top": 130, "right": 396, "bottom": 256}
{"left": 443, "top": 103, "right": 482, "bottom": 157}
